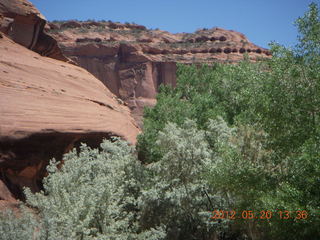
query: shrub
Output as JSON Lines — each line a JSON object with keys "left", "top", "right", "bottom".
{"left": 137, "top": 3, "right": 320, "bottom": 239}
{"left": 138, "top": 119, "right": 234, "bottom": 240}
{"left": 1, "top": 3, "right": 319, "bottom": 240}
{"left": 0, "top": 207, "right": 41, "bottom": 240}
{"left": 1, "top": 139, "right": 150, "bottom": 240}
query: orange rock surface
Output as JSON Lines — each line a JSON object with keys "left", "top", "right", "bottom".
{"left": 0, "top": 34, "right": 139, "bottom": 200}
{"left": 0, "top": 35, "right": 139, "bottom": 142}
{"left": 48, "top": 21, "right": 271, "bottom": 125}
{"left": 0, "top": 0, "right": 69, "bottom": 62}
{"left": 0, "top": 0, "right": 270, "bottom": 204}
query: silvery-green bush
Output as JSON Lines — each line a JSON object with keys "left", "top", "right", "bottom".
{"left": 0, "top": 120, "right": 233, "bottom": 240}
{"left": 0, "top": 139, "right": 160, "bottom": 240}
{"left": 0, "top": 207, "right": 42, "bottom": 240}
{"left": 138, "top": 119, "right": 230, "bottom": 240}
{"left": 25, "top": 139, "right": 150, "bottom": 240}
{"left": 4, "top": 115, "right": 316, "bottom": 239}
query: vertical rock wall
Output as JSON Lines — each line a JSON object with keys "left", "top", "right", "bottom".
{"left": 67, "top": 51, "right": 177, "bottom": 126}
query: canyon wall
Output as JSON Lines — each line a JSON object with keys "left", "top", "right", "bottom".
{"left": 47, "top": 21, "right": 270, "bottom": 125}
{"left": 0, "top": 0, "right": 139, "bottom": 204}
{"left": 0, "top": 0, "right": 271, "bottom": 204}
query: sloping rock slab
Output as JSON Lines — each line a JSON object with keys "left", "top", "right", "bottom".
{"left": 0, "top": 35, "right": 140, "bottom": 199}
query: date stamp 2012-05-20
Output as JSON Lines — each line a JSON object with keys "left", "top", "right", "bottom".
{"left": 210, "top": 210, "right": 308, "bottom": 220}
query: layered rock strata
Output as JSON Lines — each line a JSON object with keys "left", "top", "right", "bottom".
{"left": 0, "top": 0, "right": 271, "bottom": 204}
{"left": 47, "top": 21, "right": 271, "bottom": 125}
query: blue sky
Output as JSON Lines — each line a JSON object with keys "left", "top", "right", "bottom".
{"left": 30, "top": 0, "right": 317, "bottom": 48}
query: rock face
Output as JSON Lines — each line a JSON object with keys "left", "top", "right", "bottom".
{"left": 0, "top": 0, "right": 69, "bottom": 62}
{"left": 0, "top": 0, "right": 270, "bottom": 205}
{"left": 47, "top": 21, "right": 271, "bottom": 125}
{"left": 0, "top": 0, "right": 139, "bottom": 204}
{"left": 0, "top": 34, "right": 139, "bottom": 200}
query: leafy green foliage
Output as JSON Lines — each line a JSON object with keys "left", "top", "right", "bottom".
{"left": 295, "top": 2, "right": 320, "bottom": 65}
{"left": 137, "top": 61, "right": 265, "bottom": 163}
{"left": 139, "top": 120, "right": 221, "bottom": 240}
{"left": 1, "top": 2, "right": 320, "bottom": 240}
{"left": 137, "top": 2, "right": 320, "bottom": 239}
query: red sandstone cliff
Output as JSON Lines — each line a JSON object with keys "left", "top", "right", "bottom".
{"left": 0, "top": 0, "right": 139, "bottom": 203}
{"left": 47, "top": 21, "right": 271, "bottom": 125}
{"left": 0, "top": 0, "right": 69, "bottom": 62}
{"left": 0, "top": 0, "right": 271, "bottom": 205}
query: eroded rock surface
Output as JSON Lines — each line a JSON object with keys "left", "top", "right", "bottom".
{"left": 0, "top": 1, "right": 271, "bottom": 205}
{"left": 47, "top": 21, "right": 271, "bottom": 125}
{"left": 0, "top": 0, "right": 69, "bottom": 62}
{"left": 0, "top": 35, "right": 140, "bottom": 200}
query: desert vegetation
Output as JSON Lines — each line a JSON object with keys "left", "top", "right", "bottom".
{"left": 1, "top": 3, "right": 319, "bottom": 240}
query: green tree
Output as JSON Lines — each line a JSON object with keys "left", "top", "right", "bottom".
{"left": 137, "top": 61, "right": 265, "bottom": 163}
{"left": 139, "top": 119, "right": 239, "bottom": 240}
